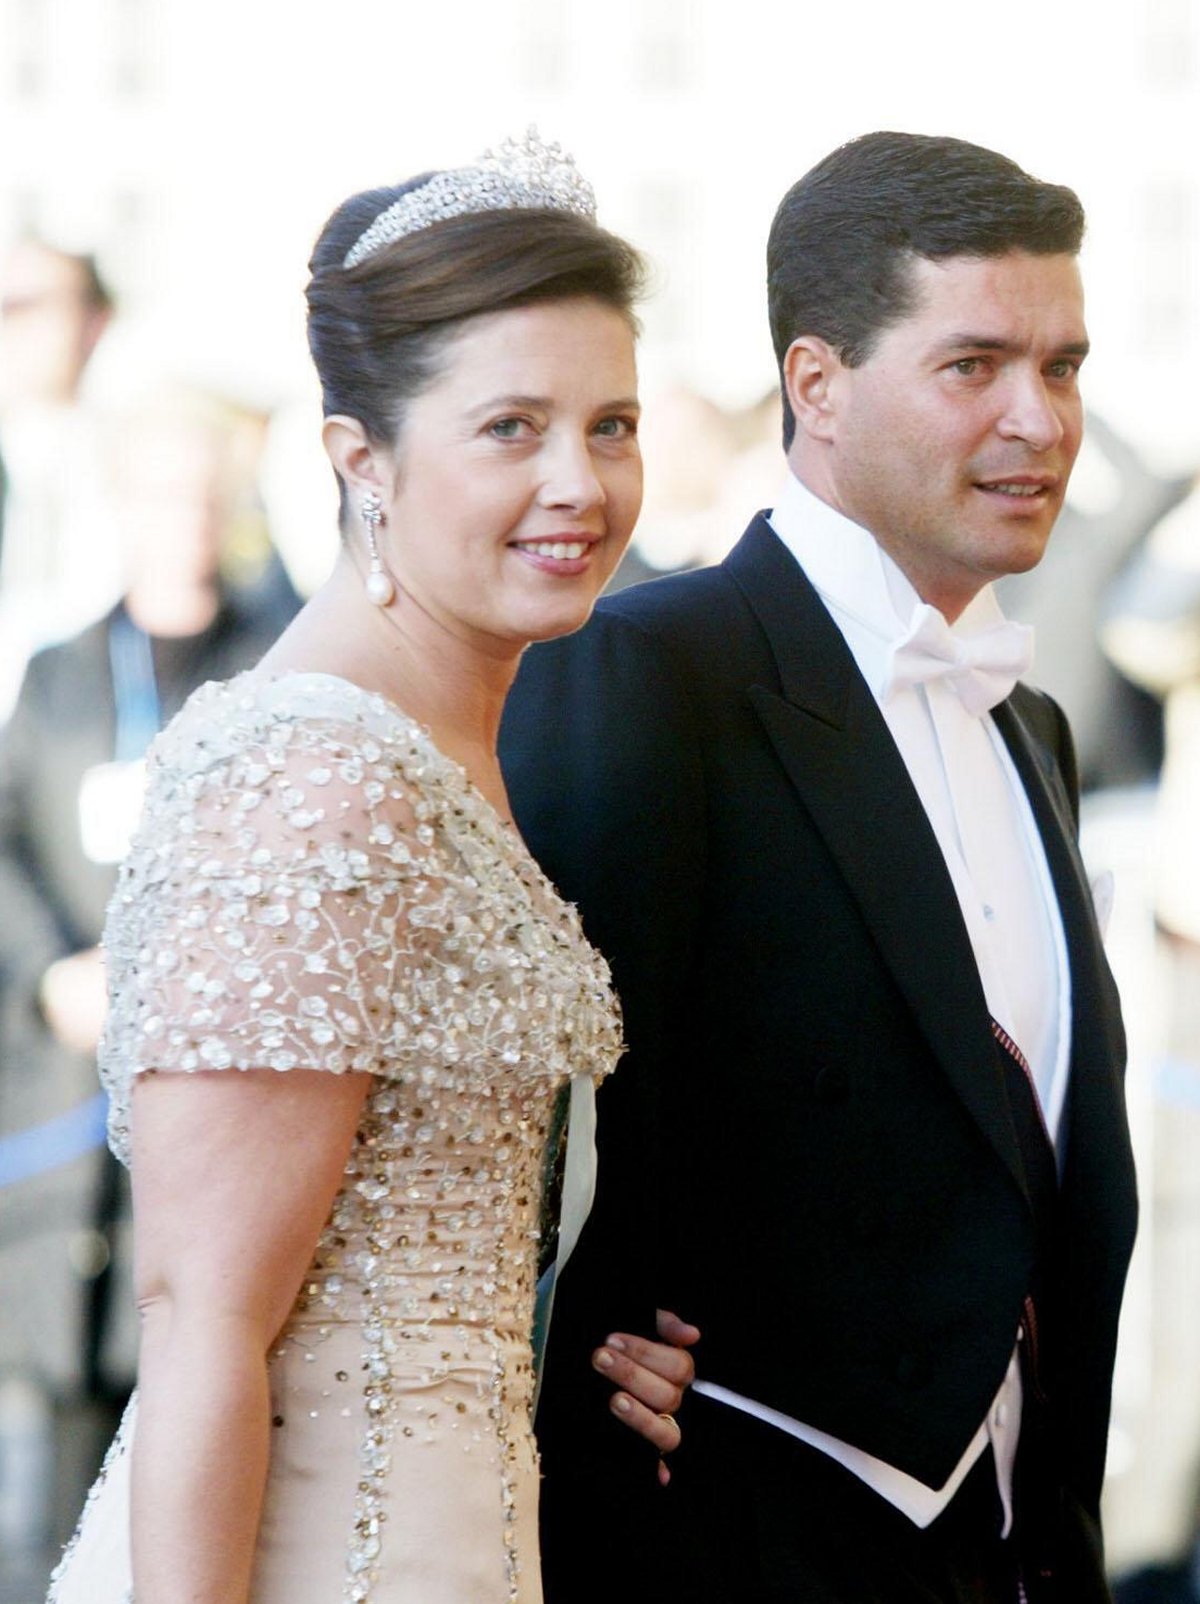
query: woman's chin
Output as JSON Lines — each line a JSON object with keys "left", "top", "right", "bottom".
{"left": 503, "top": 582, "right": 615, "bottom": 646}
{"left": 520, "top": 600, "right": 604, "bottom": 645}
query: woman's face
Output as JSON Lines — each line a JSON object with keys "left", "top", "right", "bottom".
{"left": 373, "top": 296, "right": 641, "bottom": 654}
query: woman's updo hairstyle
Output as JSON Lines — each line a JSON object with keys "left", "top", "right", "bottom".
{"left": 305, "top": 172, "right": 646, "bottom": 511}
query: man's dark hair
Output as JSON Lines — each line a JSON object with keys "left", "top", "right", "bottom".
{"left": 767, "top": 131, "right": 1085, "bottom": 447}
{"left": 76, "top": 251, "right": 113, "bottom": 315}
{"left": 8, "top": 237, "right": 114, "bottom": 315}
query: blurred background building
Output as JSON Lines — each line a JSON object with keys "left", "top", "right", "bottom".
{"left": 1, "top": 0, "right": 1199, "bottom": 1598}
{"left": 0, "top": 0, "right": 1196, "bottom": 578}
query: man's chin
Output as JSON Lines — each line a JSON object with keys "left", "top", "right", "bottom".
{"left": 977, "top": 513, "right": 1058, "bottom": 579}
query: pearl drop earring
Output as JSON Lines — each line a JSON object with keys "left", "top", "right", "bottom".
{"left": 360, "top": 490, "right": 394, "bottom": 607}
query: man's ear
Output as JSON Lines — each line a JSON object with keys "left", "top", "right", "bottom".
{"left": 321, "top": 415, "right": 390, "bottom": 503}
{"left": 783, "top": 337, "right": 843, "bottom": 444}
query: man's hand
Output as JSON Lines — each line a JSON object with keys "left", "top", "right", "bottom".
{"left": 594, "top": 1308, "right": 700, "bottom": 1485}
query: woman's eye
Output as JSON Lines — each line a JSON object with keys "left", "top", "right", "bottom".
{"left": 489, "top": 417, "right": 531, "bottom": 440}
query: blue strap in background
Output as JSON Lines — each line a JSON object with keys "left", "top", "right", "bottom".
{"left": 0, "top": 1093, "right": 109, "bottom": 1188}
{"left": 108, "top": 608, "right": 161, "bottom": 763}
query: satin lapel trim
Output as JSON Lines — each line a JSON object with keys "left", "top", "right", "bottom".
{"left": 990, "top": 701, "right": 1137, "bottom": 1256}
{"left": 989, "top": 698, "right": 1094, "bottom": 939}
{"left": 726, "top": 518, "right": 1027, "bottom": 1196}
{"left": 989, "top": 695, "right": 1125, "bottom": 1087}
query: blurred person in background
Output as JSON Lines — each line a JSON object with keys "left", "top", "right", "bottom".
{"left": 1102, "top": 485, "right": 1200, "bottom": 956}
{"left": 1113, "top": 1457, "right": 1200, "bottom": 1602}
{"left": 0, "top": 238, "right": 123, "bottom": 715}
{"left": 996, "top": 412, "right": 1191, "bottom": 796}
{"left": 1100, "top": 487, "right": 1200, "bottom": 1578}
{"left": 0, "top": 388, "right": 300, "bottom": 1586}
{"left": 607, "top": 384, "right": 784, "bottom": 591}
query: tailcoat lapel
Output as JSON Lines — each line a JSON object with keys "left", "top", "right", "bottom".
{"left": 724, "top": 516, "right": 1028, "bottom": 1198}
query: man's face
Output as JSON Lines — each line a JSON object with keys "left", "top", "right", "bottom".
{"left": 812, "top": 250, "right": 1087, "bottom": 620}
{"left": 0, "top": 242, "right": 107, "bottom": 409}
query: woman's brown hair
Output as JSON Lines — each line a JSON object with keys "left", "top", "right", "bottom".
{"left": 305, "top": 178, "right": 646, "bottom": 510}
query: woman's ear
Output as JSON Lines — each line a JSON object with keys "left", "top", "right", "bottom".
{"left": 782, "top": 337, "right": 843, "bottom": 445}
{"left": 321, "top": 415, "right": 388, "bottom": 501}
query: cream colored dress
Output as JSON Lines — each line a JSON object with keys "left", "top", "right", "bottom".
{"left": 47, "top": 672, "right": 622, "bottom": 1604}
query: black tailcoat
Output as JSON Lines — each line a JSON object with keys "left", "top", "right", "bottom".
{"left": 499, "top": 516, "right": 1138, "bottom": 1600}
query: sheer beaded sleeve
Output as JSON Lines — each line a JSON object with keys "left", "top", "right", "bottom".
{"left": 98, "top": 677, "right": 460, "bottom": 1165}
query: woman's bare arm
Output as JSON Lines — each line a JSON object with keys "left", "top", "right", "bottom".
{"left": 130, "top": 1066, "right": 370, "bottom": 1604}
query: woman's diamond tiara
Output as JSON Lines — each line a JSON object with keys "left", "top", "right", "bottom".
{"left": 342, "top": 129, "right": 598, "bottom": 270}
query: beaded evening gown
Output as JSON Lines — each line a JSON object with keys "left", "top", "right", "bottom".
{"left": 47, "top": 671, "right": 622, "bottom": 1604}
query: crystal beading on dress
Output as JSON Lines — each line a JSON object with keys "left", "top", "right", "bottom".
{"left": 49, "top": 671, "right": 622, "bottom": 1604}
{"left": 342, "top": 130, "right": 597, "bottom": 270}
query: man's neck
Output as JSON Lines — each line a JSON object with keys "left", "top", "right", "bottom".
{"left": 781, "top": 459, "right": 979, "bottom": 623}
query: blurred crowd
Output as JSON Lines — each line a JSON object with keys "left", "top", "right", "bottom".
{"left": 1, "top": 234, "right": 1199, "bottom": 1601}
{"left": 0, "top": 238, "right": 302, "bottom": 1600}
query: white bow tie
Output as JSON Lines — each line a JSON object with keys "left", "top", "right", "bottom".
{"left": 883, "top": 603, "right": 1034, "bottom": 717}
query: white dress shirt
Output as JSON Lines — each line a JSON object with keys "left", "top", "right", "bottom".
{"left": 692, "top": 473, "right": 1072, "bottom": 1531}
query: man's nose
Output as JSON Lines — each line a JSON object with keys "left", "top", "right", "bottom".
{"left": 996, "top": 372, "right": 1067, "bottom": 452}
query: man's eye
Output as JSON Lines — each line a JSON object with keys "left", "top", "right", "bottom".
{"left": 952, "top": 358, "right": 981, "bottom": 376}
{"left": 1046, "top": 359, "right": 1079, "bottom": 380}
{"left": 594, "top": 416, "right": 638, "bottom": 438}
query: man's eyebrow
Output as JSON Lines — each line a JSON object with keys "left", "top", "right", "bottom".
{"left": 935, "top": 334, "right": 1091, "bottom": 358}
